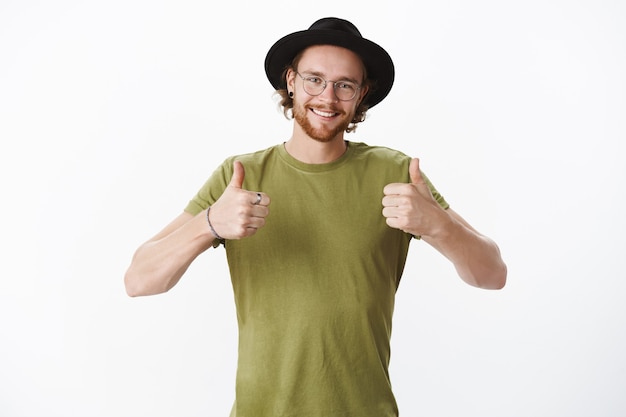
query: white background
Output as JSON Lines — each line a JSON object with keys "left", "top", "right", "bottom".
{"left": 1, "top": 0, "right": 625, "bottom": 416}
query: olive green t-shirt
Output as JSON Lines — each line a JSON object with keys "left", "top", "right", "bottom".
{"left": 185, "top": 142, "right": 448, "bottom": 417}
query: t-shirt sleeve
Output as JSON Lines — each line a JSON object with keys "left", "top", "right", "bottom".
{"left": 421, "top": 171, "right": 450, "bottom": 211}
{"left": 184, "top": 157, "right": 235, "bottom": 216}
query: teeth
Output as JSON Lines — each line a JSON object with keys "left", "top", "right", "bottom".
{"left": 312, "top": 109, "right": 336, "bottom": 117}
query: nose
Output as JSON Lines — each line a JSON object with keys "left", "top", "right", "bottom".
{"left": 319, "top": 81, "right": 339, "bottom": 102}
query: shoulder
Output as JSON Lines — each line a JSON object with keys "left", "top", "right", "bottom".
{"left": 186, "top": 145, "right": 282, "bottom": 213}
{"left": 348, "top": 141, "right": 411, "bottom": 179}
{"left": 216, "top": 144, "right": 282, "bottom": 175}
{"left": 348, "top": 141, "right": 449, "bottom": 209}
{"left": 349, "top": 141, "right": 410, "bottom": 163}
{"left": 222, "top": 144, "right": 281, "bottom": 165}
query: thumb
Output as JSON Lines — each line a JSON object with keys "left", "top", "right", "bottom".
{"left": 409, "top": 158, "right": 425, "bottom": 185}
{"left": 229, "top": 160, "right": 245, "bottom": 189}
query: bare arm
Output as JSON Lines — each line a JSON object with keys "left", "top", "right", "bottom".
{"left": 382, "top": 158, "right": 507, "bottom": 289}
{"left": 124, "top": 161, "right": 270, "bottom": 297}
{"left": 124, "top": 210, "right": 217, "bottom": 297}
{"left": 422, "top": 208, "right": 507, "bottom": 289}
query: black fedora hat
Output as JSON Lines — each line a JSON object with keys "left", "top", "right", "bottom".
{"left": 264, "top": 17, "right": 395, "bottom": 108}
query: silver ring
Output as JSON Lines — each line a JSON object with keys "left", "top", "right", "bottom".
{"left": 253, "top": 193, "right": 262, "bottom": 205}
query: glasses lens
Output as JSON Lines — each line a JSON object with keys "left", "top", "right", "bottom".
{"left": 334, "top": 81, "right": 358, "bottom": 101}
{"left": 302, "top": 76, "right": 324, "bottom": 95}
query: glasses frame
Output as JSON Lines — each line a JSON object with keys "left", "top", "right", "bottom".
{"left": 295, "top": 71, "right": 362, "bottom": 101}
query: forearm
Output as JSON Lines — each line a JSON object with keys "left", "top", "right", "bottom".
{"left": 423, "top": 209, "right": 507, "bottom": 289}
{"left": 124, "top": 210, "right": 217, "bottom": 297}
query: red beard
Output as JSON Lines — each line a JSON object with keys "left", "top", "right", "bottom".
{"left": 292, "top": 103, "right": 353, "bottom": 143}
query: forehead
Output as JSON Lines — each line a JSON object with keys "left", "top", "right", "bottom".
{"left": 297, "top": 45, "right": 366, "bottom": 80}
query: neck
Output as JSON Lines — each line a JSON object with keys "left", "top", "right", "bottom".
{"left": 285, "top": 126, "right": 347, "bottom": 164}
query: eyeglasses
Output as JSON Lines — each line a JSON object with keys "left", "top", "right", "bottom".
{"left": 295, "top": 71, "right": 362, "bottom": 101}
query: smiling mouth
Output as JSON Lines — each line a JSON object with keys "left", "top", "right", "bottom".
{"left": 310, "top": 108, "right": 339, "bottom": 118}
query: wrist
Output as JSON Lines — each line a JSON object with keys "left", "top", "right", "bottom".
{"left": 425, "top": 209, "right": 457, "bottom": 241}
{"left": 206, "top": 206, "right": 225, "bottom": 244}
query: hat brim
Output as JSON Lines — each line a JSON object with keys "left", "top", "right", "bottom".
{"left": 265, "top": 29, "right": 394, "bottom": 108}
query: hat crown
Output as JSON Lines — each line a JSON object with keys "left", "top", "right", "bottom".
{"left": 308, "top": 17, "right": 362, "bottom": 38}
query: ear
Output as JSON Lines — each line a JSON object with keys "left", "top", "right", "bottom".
{"left": 286, "top": 68, "right": 296, "bottom": 93}
{"left": 360, "top": 85, "right": 369, "bottom": 100}
{"left": 356, "top": 84, "right": 369, "bottom": 108}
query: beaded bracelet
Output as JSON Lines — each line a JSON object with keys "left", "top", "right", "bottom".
{"left": 206, "top": 206, "right": 225, "bottom": 243}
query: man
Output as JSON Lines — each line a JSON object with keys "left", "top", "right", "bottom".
{"left": 125, "top": 17, "right": 507, "bottom": 417}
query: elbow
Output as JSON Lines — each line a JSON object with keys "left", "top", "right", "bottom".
{"left": 125, "top": 281, "right": 143, "bottom": 298}
{"left": 124, "top": 268, "right": 168, "bottom": 297}
{"left": 483, "top": 276, "right": 506, "bottom": 290}
{"left": 476, "top": 261, "right": 507, "bottom": 290}
{"left": 493, "top": 261, "right": 508, "bottom": 289}
{"left": 124, "top": 269, "right": 145, "bottom": 297}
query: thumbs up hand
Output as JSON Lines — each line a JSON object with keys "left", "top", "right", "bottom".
{"left": 208, "top": 161, "right": 270, "bottom": 240}
{"left": 382, "top": 158, "right": 448, "bottom": 237}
